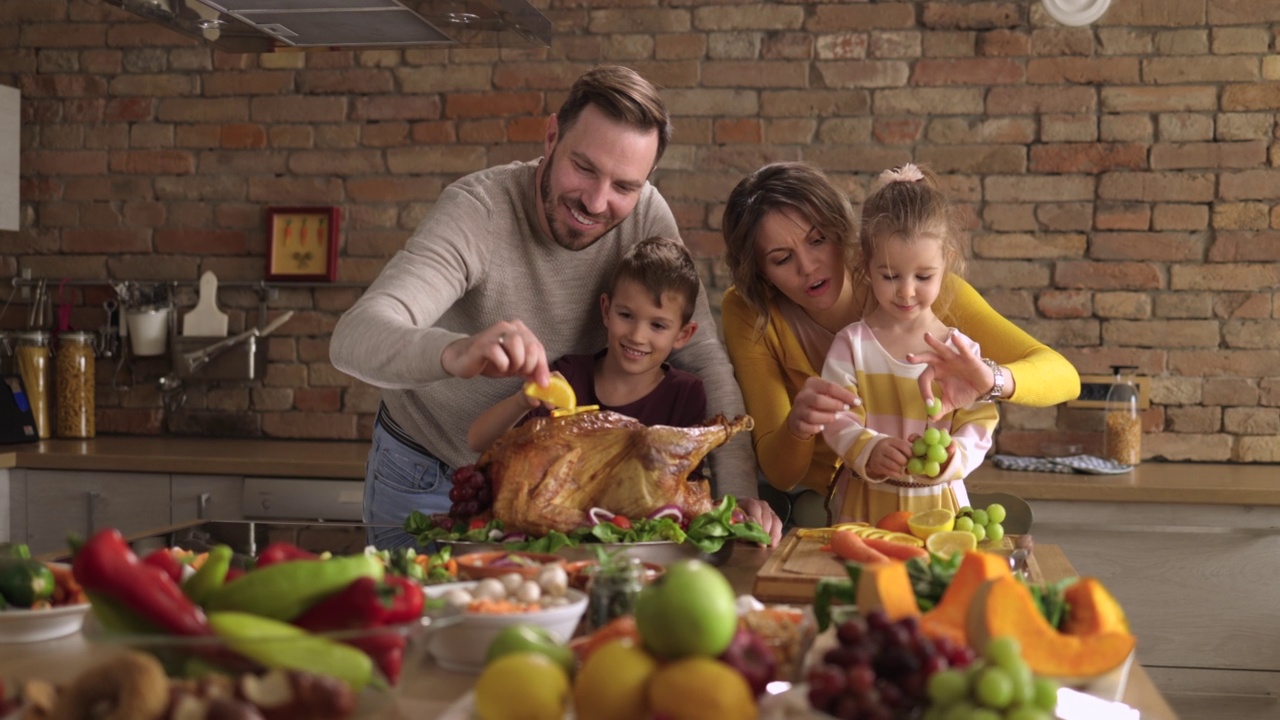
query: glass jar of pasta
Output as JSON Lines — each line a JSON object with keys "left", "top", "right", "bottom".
{"left": 15, "top": 331, "right": 51, "bottom": 439}
{"left": 1103, "top": 365, "right": 1140, "bottom": 466}
{"left": 56, "top": 331, "right": 96, "bottom": 439}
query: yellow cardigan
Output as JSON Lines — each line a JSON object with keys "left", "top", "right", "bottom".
{"left": 721, "top": 275, "right": 1081, "bottom": 495}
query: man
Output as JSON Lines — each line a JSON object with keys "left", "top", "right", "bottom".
{"left": 331, "top": 65, "right": 782, "bottom": 549}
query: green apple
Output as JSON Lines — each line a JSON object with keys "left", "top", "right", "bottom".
{"left": 634, "top": 559, "right": 737, "bottom": 660}
{"left": 485, "top": 623, "right": 576, "bottom": 676}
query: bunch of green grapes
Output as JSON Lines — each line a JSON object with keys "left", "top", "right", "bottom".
{"left": 923, "top": 636, "right": 1059, "bottom": 720}
{"left": 907, "top": 427, "right": 952, "bottom": 478}
{"left": 956, "top": 503, "right": 1008, "bottom": 543}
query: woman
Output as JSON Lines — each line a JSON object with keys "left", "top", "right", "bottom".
{"left": 721, "top": 162, "right": 1079, "bottom": 523}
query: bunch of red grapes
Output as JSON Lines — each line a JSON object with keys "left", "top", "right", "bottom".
{"left": 806, "top": 610, "right": 976, "bottom": 720}
{"left": 446, "top": 464, "right": 492, "bottom": 521}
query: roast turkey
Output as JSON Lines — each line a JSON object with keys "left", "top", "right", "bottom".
{"left": 478, "top": 410, "right": 754, "bottom": 536}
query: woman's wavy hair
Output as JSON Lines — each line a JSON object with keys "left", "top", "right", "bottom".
{"left": 722, "top": 162, "right": 857, "bottom": 335}
{"left": 855, "top": 163, "right": 967, "bottom": 316}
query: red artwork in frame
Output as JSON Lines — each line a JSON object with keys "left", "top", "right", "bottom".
{"left": 266, "top": 206, "right": 340, "bottom": 282}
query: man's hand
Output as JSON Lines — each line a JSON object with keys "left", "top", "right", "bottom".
{"left": 738, "top": 496, "right": 782, "bottom": 547}
{"left": 440, "top": 320, "right": 550, "bottom": 385}
{"left": 788, "top": 376, "right": 861, "bottom": 440}
{"left": 907, "top": 332, "right": 991, "bottom": 417}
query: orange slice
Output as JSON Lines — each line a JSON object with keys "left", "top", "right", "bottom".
{"left": 524, "top": 376, "right": 576, "bottom": 410}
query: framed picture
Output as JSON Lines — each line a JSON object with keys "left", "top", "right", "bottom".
{"left": 266, "top": 206, "right": 340, "bottom": 281}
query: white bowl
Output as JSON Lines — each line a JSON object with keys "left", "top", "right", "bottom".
{"left": 0, "top": 602, "right": 91, "bottom": 643}
{"left": 422, "top": 581, "right": 587, "bottom": 673}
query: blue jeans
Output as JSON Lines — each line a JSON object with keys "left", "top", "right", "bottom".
{"left": 363, "top": 420, "right": 454, "bottom": 550}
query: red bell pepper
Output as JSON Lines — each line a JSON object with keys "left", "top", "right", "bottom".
{"left": 292, "top": 576, "right": 386, "bottom": 632}
{"left": 141, "top": 548, "right": 185, "bottom": 584}
{"left": 72, "top": 529, "right": 212, "bottom": 637}
{"left": 349, "top": 631, "right": 405, "bottom": 685}
{"left": 256, "top": 541, "right": 317, "bottom": 568}
{"left": 380, "top": 575, "right": 424, "bottom": 624}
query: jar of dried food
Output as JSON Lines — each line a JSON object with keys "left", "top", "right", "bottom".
{"left": 585, "top": 555, "right": 644, "bottom": 632}
{"left": 15, "top": 331, "right": 51, "bottom": 439}
{"left": 56, "top": 331, "right": 96, "bottom": 438}
{"left": 1103, "top": 365, "right": 1140, "bottom": 466}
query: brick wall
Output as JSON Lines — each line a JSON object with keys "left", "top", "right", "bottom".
{"left": 2, "top": 0, "right": 1278, "bottom": 462}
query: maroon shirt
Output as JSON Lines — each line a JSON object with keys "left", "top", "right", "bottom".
{"left": 529, "top": 350, "right": 707, "bottom": 427}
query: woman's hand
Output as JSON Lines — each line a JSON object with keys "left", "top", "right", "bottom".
{"left": 738, "top": 497, "right": 783, "bottom": 547}
{"left": 789, "top": 377, "right": 861, "bottom": 440}
{"left": 441, "top": 320, "right": 550, "bottom": 385}
{"left": 907, "top": 332, "right": 994, "bottom": 417}
{"left": 866, "top": 437, "right": 913, "bottom": 480}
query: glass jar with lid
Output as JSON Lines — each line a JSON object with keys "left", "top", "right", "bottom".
{"left": 15, "top": 331, "right": 51, "bottom": 439}
{"left": 1103, "top": 365, "right": 1140, "bottom": 466}
{"left": 56, "top": 331, "right": 96, "bottom": 439}
{"left": 585, "top": 555, "right": 645, "bottom": 632}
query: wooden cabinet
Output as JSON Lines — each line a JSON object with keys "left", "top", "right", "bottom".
{"left": 170, "top": 474, "right": 245, "bottom": 524}
{"left": 23, "top": 470, "right": 171, "bottom": 555}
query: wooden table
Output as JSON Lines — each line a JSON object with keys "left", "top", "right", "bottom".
{"left": 0, "top": 544, "right": 1177, "bottom": 719}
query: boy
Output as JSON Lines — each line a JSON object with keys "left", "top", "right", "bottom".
{"left": 468, "top": 236, "right": 707, "bottom": 452}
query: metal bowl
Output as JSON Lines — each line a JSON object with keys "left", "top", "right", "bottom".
{"left": 440, "top": 539, "right": 735, "bottom": 567}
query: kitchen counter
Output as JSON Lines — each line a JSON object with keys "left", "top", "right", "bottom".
{"left": 0, "top": 436, "right": 369, "bottom": 479}
{"left": 968, "top": 461, "right": 1280, "bottom": 506}
{"left": 0, "top": 543, "right": 1176, "bottom": 719}
{"left": 3, "top": 436, "right": 1278, "bottom": 509}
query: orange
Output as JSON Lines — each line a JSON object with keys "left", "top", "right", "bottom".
{"left": 876, "top": 510, "right": 914, "bottom": 534}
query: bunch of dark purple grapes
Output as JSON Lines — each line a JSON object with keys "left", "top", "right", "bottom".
{"left": 806, "top": 610, "right": 976, "bottom": 720}
{"left": 447, "top": 464, "right": 493, "bottom": 521}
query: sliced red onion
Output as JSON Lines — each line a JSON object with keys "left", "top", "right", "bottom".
{"left": 502, "top": 532, "right": 528, "bottom": 542}
{"left": 587, "top": 507, "right": 617, "bottom": 526}
{"left": 486, "top": 529, "right": 506, "bottom": 542}
{"left": 647, "top": 504, "right": 684, "bottom": 521}
{"left": 730, "top": 508, "right": 747, "bottom": 524}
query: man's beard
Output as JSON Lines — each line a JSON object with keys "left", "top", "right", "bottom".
{"left": 539, "top": 149, "right": 611, "bottom": 251}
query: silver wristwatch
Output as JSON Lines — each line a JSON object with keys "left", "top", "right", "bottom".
{"left": 979, "top": 357, "right": 1004, "bottom": 402}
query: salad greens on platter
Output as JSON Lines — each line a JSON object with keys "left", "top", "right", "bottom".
{"left": 404, "top": 495, "right": 770, "bottom": 554}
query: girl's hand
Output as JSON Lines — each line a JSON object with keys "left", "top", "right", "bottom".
{"left": 906, "top": 332, "right": 993, "bottom": 416}
{"left": 867, "top": 437, "right": 913, "bottom": 480}
{"left": 789, "top": 376, "right": 861, "bottom": 440}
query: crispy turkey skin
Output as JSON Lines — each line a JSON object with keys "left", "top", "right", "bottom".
{"left": 478, "top": 410, "right": 754, "bottom": 536}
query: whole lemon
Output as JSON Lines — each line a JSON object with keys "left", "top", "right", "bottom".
{"left": 648, "top": 656, "right": 757, "bottom": 720}
{"left": 573, "top": 638, "right": 658, "bottom": 720}
{"left": 474, "top": 651, "right": 570, "bottom": 720}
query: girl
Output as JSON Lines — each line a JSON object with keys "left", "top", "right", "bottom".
{"left": 820, "top": 164, "right": 998, "bottom": 524}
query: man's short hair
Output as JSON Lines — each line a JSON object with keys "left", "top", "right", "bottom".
{"left": 557, "top": 66, "right": 672, "bottom": 166}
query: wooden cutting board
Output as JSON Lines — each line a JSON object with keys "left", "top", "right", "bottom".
{"left": 752, "top": 527, "right": 1042, "bottom": 604}
{"left": 182, "top": 270, "right": 228, "bottom": 337}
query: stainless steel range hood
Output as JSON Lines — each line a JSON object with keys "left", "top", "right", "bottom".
{"left": 102, "top": 0, "right": 552, "bottom": 53}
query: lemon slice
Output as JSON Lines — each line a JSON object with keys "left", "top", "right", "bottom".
{"left": 906, "top": 508, "right": 956, "bottom": 539}
{"left": 524, "top": 376, "right": 576, "bottom": 410}
{"left": 550, "top": 404, "right": 599, "bottom": 418}
{"left": 878, "top": 531, "right": 925, "bottom": 548}
{"left": 925, "top": 530, "right": 978, "bottom": 558}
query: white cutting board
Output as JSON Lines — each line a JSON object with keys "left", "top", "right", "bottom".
{"left": 182, "top": 270, "right": 228, "bottom": 337}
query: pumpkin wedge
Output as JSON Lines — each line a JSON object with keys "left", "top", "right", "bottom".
{"left": 919, "top": 551, "right": 1011, "bottom": 646}
{"left": 855, "top": 561, "right": 919, "bottom": 621}
{"left": 967, "top": 576, "right": 1136, "bottom": 682}
{"left": 1061, "top": 577, "right": 1131, "bottom": 635}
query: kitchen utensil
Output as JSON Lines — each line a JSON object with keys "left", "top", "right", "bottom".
{"left": 178, "top": 310, "right": 293, "bottom": 375}
{"left": 181, "top": 270, "right": 228, "bottom": 337}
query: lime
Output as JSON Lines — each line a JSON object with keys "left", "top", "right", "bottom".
{"left": 524, "top": 376, "right": 576, "bottom": 410}
{"left": 908, "top": 508, "right": 956, "bottom": 539}
{"left": 924, "top": 530, "right": 977, "bottom": 558}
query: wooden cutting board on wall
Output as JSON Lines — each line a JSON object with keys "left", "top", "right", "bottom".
{"left": 752, "top": 528, "right": 1042, "bottom": 604}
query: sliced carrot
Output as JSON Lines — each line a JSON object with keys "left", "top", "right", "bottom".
{"left": 862, "top": 536, "right": 929, "bottom": 561}
{"left": 829, "top": 530, "right": 892, "bottom": 564}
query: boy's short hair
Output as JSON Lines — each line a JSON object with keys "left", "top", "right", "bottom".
{"left": 610, "top": 236, "right": 700, "bottom": 324}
